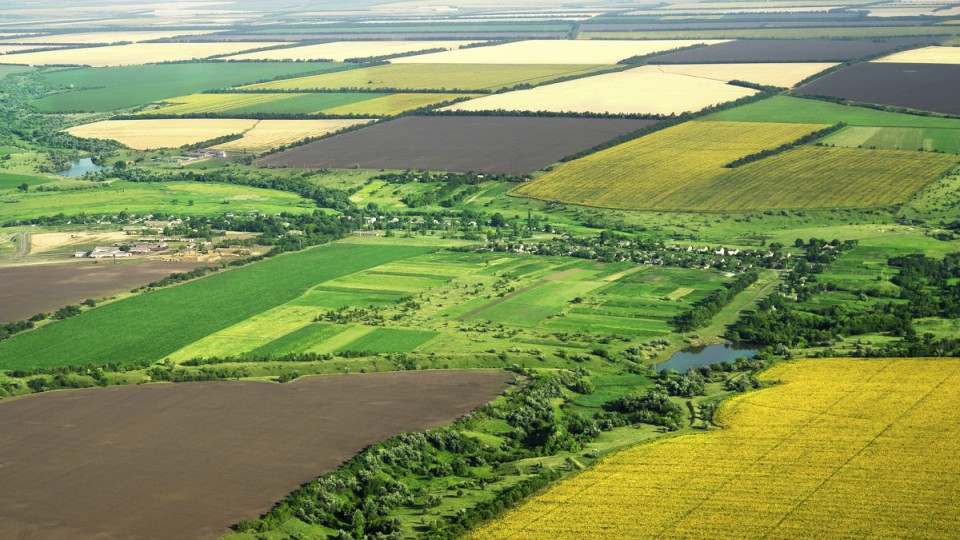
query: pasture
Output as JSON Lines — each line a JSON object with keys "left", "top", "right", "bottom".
{"left": 648, "top": 37, "right": 945, "bottom": 63}
{"left": 224, "top": 40, "right": 479, "bottom": 61}
{"left": 444, "top": 66, "right": 757, "bottom": 115}
{"left": 469, "top": 358, "right": 960, "bottom": 540}
{"left": 241, "top": 63, "right": 612, "bottom": 92}
{"left": 797, "top": 62, "right": 960, "bottom": 115}
{"left": 212, "top": 120, "right": 372, "bottom": 152}
{"left": 0, "top": 370, "right": 510, "bottom": 539}
{"left": 0, "top": 244, "right": 431, "bottom": 369}
{"left": 31, "top": 62, "right": 351, "bottom": 112}
{"left": 874, "top": 46, "right": 960, "bottom": 65}
{"left": 259, "top": 116, "right": 656, "bottom": 174}
{"left": 5, "top": 42, "right": 285, "bottom": 67}
{"left": 392, "top": 39, "right": 728, "bottom": 64}
{"left": 653, "top": 62, "right": 836, "bottom": 88}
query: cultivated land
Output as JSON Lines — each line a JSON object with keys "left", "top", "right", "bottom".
{"left": 0, "top": 370, "right": 511, "bottom": 540}
{"left": 470, "top": 358, "right": 960, "bottom": 539}
{"left": 580, "top": 26, "right": 960, "bottom": 39}
{"left": 4, "top": 42, "right": 285, "bottom": 67}
{"left": 321, "top": 93, "right": 477, "bottom": 115}
{"left": 391, "top": 39, "right": 729, "bottom": 64}
{"left": 648, "top": 37, "right": 946, "bottom": 63}
{"left": 67, "top": 119, "right": 258, "bottom": 149}
{"left": 212, "top": 119, "right": 372, "bottom": 152}
{"left": 0, "top": 262, "right": 211, "bottom": 322}
{"left": 873, "top": 45, "right": 960, "bottom": 64}
{"left": 0, "top": 30, "right": 216, "bottom": 44}
{"left": 821, "top": 126, "right": 960, "bottom": 154}
{"left": 444, "top": 66, "right": 757, "bottom": 115}
{"left": 259, "top": 116, "right": 656, "bottom": 174}
{"left": 241, "top": 63, "right": 613, "bottom": 92}
{"left": 652, "top": 62, "right": 836, "bottom": 88}
{"left": 797, "top": 62, "right": 960, "bottom": 115}
{"left": 31, "top": 62, "right": 352, "bottom": 112}
{"left": 224, "top": 40, "right": 479, "bottom": 61}
{"left": 513, "top": 120, "right": 957, "bottom": 211}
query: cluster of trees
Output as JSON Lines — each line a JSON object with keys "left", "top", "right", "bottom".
{"left": 600, "top": 390, "right": 686, "bottom": 430}
{"left": 672, "top": 270, "right": 760, "bottom": 332}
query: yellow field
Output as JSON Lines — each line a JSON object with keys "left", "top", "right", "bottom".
{"left": 391, "top": 39, "right": 729, "bottom": 64}
{"left": 240, "top": 63, "right": 611, "bottom": 92}
{"left": 144, "top": 93, "right": 300, "bottom": 115}
{"left": 653, "top": 62, "right": 837, "bottom": 88}
{"left": 444, "top": 66, "right": 757, "bottom": 115}
{"left": 142, "top": 92, "right": 475, "bottom": 117}
{"left": 321, "top": 93, "right": 477, "bottom": 115}
{"left": 0, "top": 44, "right": 57, "bottom": 54}
{"left": 224, "top": 40, "right": 479, "bottom": 61}
{"left": 212, "top": 119, "right": 371, "bottom": 152}
{"left": 470, "top": 357, "right": 960, "bottom": 540}
{"left": 515, "top": 122, "right": 957, "bottom": 211}
{"left": 0, "top": 30, "right": 216, "bottom": 44}
{"left": 7, "top": 42, "right": 283, "bottom": 66}
{"left": 67, "top": 119, "right": 257, "bottom": 149}
{"left": 874, "top": 45, "right": 960, "bottom": 64}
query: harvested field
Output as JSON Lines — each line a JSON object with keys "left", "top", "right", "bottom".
{"left": 468, "top": 358, "right": 960, "bottom": 540}
{"left": 212, "top": 119, "right": 372, "bottom": 152}
{"left": 653, "top": 62, "right": 836, "bottom": 87}
{"left": 259, "top": 116, "right": 656, "bottom": 174}
{"left": 0, "top": 30, "right": 217, "bottom": 44}
{"left": 796, "top": 62, "right": 960, "bottom": 115}
{"left": 443, "top": 66, "right": 757, "bottom": 115}
{"left": 7, "top": 42, "right": 284, "bottom": 67}
{"left": 67, "top": 119, "right": 257, "bottom": 149}
{"left": 241, "top": 63, "right": 612, "bottom": 92}
{"left": 874, "top": 45, "right": 960, "bottom": 64}
{"left": 224, "top": 40, "right": 479, "bottom": 61}
{"left": 648, "top": 37, "right": 946, "bottom": 63}
{"left": 0, "top": 370, "right": 511, "bottom": 540}
{"left": 0, "top": 262, "right": 211, "bottom": 322}
{"left": 392, "top": 39, "right": 729, "bottom": 64}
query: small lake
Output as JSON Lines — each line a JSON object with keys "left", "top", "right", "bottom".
{"left": 57, "top": 157, "right": 105, "bottom": 177}
{"left": 657, "top": 342, "right": 758, "bottom": 373}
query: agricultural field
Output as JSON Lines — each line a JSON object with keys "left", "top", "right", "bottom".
{"left": 0, "top": 370, "right": 510, "bottom": 539}
{"left": 653, "top": 62, "right": 836, "bottom": 87}
{"left": 392, "top": 39, "right": 729, "bottom": 64}
{"left": 873, "top": 45, "right": 960, "bottom": 64}
{"left": 0, "top": 44, "right": 59, "bottom": 54}
{"left": 470, "top": 358, "right": 960, "bottom": 540}
{"left": 648, "top": 37, "right": 945, "bottom": 63}
{"left": 820, "top": 125, "right": 960, "bottom": 153}
{"left": 67, "top": 119, "right": 258, "bottom": 149}
{"left": 30, "top": 62, "right": 352, "bottom": 112}
{"left": 579, "top": 26, "right": 960, "bottom": 39}
{"left": 797, "top": 62, "right": 960, "bottom": 115}
{"left": 260, "top": 116, "right": 655, "bottom": 174}
{"left": 212, "top": 120, "right": 372, "bottom": 152}
{"left": 514, "top": 120, "right": 957, "bottom": 211}
{"left": 3, "top": 42, "right": 286, "bottom": 67}
{"left": 224, "top": 40, "right": 480, "bottom": 61}
{"left": 444, "top": 66, "right": 757, "bottom": 115}
{"left": 241, "top": 63, "right": 613, "bottom": 92}
{"left": 0, "top": 30, "right": 217, "bottom": 44}
{"left": 321, "top": 93, "right": 477, "bottom": 115}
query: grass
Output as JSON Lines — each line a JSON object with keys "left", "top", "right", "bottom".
{"left": 335, "top": 327, "right": 438, "bottom": 353}
{"left": 0, "top": 244, "right": 432, "bottom": 369}
{"left": 0, "top": 172, "right": 51, "bottom": 190}
{"left": 30, "top": 62, "right": 355, "bottom": 112}
{"left": 240, "top": 64, "right": 613, "bottom": 92}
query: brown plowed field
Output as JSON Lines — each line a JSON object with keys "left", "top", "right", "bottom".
{"left": 0, "top": 262, "right": 210, "bottom": 322}
{"left": 259, "top": 116, "right": 656, "bottom": 174}
{"left": 0, "top": 370, "right": 511, "bottom": 540}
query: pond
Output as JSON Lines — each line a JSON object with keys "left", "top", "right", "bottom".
{"left": 57, "top": 157, "right": 105, "bottom": 177}
{"left": 656, "top": 342, "right": 758, "bottom": 373}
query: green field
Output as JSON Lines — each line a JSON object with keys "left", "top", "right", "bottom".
{"left": 820, "top": 126, "right": 960, "bottom": 154}
{"left": 30, "top": 62, "right": 355, "bottom": 112}
{"left": 335, "top": 328, "right": 438, "bottom": 354}
{"left": 0, "top": 180, "right": 316, "bottom": 222}
{"left": 0, "top": 172, "right": 52, "bottom": 190}
{"left": 242, "top": 63, "right": 613, "bottom": 92}
{"left": 0, "top": 244, "right": 431, "bottom": 369}
{"left": 0, "top": 65, "right": 33, "bottom": 78}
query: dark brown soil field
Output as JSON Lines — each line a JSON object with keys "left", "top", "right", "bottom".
{"left": 0, "top": 370, "right": 511, "bottom": 540}
{"left": 259, "top": 116, "right": 656, "bottom": 174}
{"left": 0, "top": 262, "right": 210, "bottom": 322}
{"left": 796, "top": 62, "right": 960, "bottom": 115}
{"left": 648, "top": 37, "right": 944, "bottom": 63}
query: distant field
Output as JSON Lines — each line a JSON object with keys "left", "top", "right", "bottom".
{"left": 796, "top": 62, "right": 960, "bottom": 115}
{"left": 392, "top": 39, "right": 728, "bottom": 64}
{"left": 873, "top": 45, "right": 960, "bottom": 64}
{"left": 648, "top": 37, "right": 945, "bottom": 63}
{"left": 0, "top": 44, "right": 59, "bottom": 54}
{"left": 444, "top": 66, "right": 756, "bottom": 115}
{"left": 68, "top": 119, "right": 257, "bottom": 149}
{"left": 580, "top": 26, "right": 960, "bottom": 39}
{"left": 241, "top": 63, "right": 612, "bottom": 92}
{"left": 821, "top": 126, "right": 960, "bottom": 154}
{"left": 470, "top": 358, "right": 960, "bottom": 540}
{"left": 321, "top": 93, "right": 477, "bottom": 115}
{"left": 31, "top": 62, "right": 352, "bottom": 112}
{"left": 224, "top": 40, "right": 478, "bottom": 61}
{"left": 0, "top": 172, "right": 50, "bottom": 190}
{"left": 0, "top": 30, "right": 216, "bottom": 44}
{"left": 0, "top": 65, "right": 32, "bottom": 78}
{"left": 212, "top": 119, "right": 371, "bottom": 152}
{"left": 0, "top": 244, "right": 431, "bottom": 369}
{"left": 145, "top": 91, "right": 471, "bottom": 116}
{"left": 5, "top": 42, "right": 285, "bottom": 67}
{"left": 653, "top": 62, "right": 836, "bottom": 88}
{"left": 259, "top": 116, "right": 656, "bottom": 174}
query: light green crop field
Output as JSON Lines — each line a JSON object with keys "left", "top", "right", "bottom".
{"left": 335, "top": 328, "right": 438, "bottom": 354}
{"left": 0, "top": 180, "right": 316, "bottom": 222}
{"left": 241, "top": 63, "right": 613, "bottom": 92}
{"left": 0, "top": 243, "right": 431, "bottom": 369}
{"left": 0, "top": 172, "right": 52, "bottom": 190}
{"left": 820, "top": 126, "right": 960, "bottom": 154}
{"left": 146, "top": 92, "right": 385, "bottom": 116}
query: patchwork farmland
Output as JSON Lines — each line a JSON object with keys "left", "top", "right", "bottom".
{"left": 3, "top": 42, "right": 287, "bottom": 67}
{"left": 391, "top": 39, "right": 729, "bottom": 64}
{"left": 647, "top": 36, "right": 946, "bottom": 63}
{"left": 223, "top": 40, "right": 480, "bottom": 61}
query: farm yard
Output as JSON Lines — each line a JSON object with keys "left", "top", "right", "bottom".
{"left": 223, "top": 40, "right": 481, "bottom": 61}
{"left": 2, "top": 42, "right": 286, "bottom": 66}
{"left": 259, "top": 116, "right": 656, "bottom": 174}
{"left": 391, "top": 39, "right": 729, "bottom": 64}
{"left": 468, "top": 358, "right": 960, "bottom": 540}
{"left": 0, "top": 370, "right": 510, "bottom": 539}
{"left": 646, "top": 37, "right": 946, "bottom": 63}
